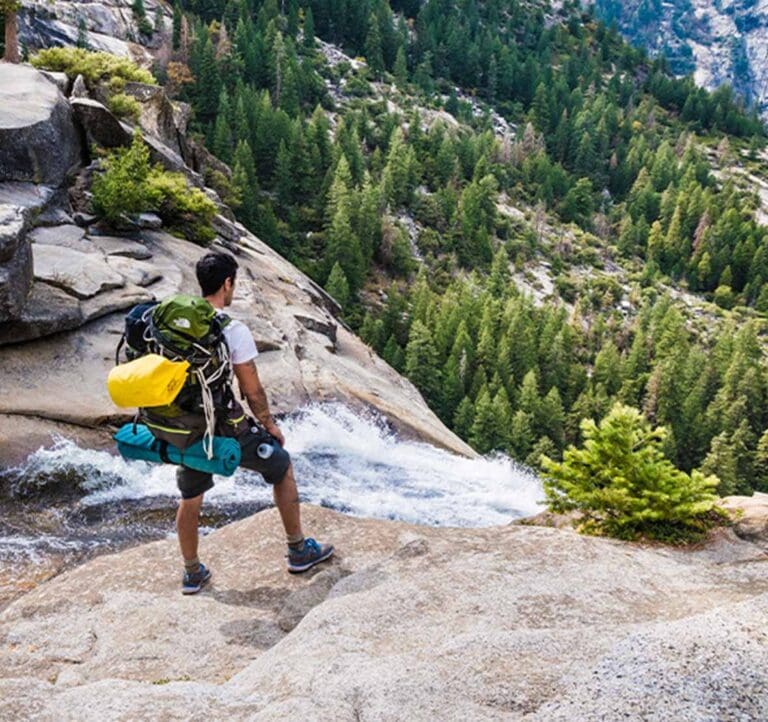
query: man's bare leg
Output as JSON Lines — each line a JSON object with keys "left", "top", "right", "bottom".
{"left": 273, "top": 462, "right": 303, "bottom": 541}
{"left": 177, "top": 493, "right": 205, "bottom": 564}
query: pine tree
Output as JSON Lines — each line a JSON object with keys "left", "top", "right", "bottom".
{"left": 394, "top": 45, "right": 408, "bottom": 88}
{"left": 756, "top": 430, "right": 768, "bottom": 491}
{"left": 543, "top": 404, "right": 721, "bottom": 541}
{"left": 303, "top": 7, "right": 315, "bottom": 49}
{"left": 326, "top": 170, "right": 365, "bottom": 292}
{"left": 212, "top": 113, "right": 232, "bottom": 164}
{"left": 470, "top": 387, "right": 497, "bottom": 454}
{"left": 364, "top": 12, "right": 385, "bottom": 76}
{"left": 172, "top": 2, "right": 182, "bottom": 50}
{"left": 274, "top": 139, "right": 294, "bottom": 207}
{"left": 510, "top": 409, "right": 534, "bottom": 460}
{"left": 453, "top": 396, "right": 475, "bottom": 440}
{"left": 382, "top": 127, "right": 419, "bottom": 208}
{"left": 492, "top": 386, "right": 513, "bottom": 451}
{"left": 232, "top": 139, "right": 259, "bottom": 228}
{"left": 405, "top": 320, "right": 442, "bottom": 408}
{"left": 76, "top": 17, "right": 90, "bottom": 49}
{"left": 325, "top": 261, "right": 351, "bottom": 308}
{"left": 196, "top": 38, "right": 221, "bottom": 124}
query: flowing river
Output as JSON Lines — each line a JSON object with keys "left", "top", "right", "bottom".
{"left": 0, "top": 404, "right": 543, "bottom": 607}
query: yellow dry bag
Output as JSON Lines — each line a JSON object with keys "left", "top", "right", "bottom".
{"left": 107, "top": 354, "right": 190, "bottom": 409}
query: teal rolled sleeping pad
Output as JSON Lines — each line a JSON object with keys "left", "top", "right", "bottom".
{"left": 114, "top": 423, "right": 242, "bottom": 476}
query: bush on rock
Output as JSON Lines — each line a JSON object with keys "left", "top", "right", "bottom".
{"left": 31, "top": 47, "right": 156, "bottom": 85}
{"left": 541, "top": 403, "right": 724, "bottom": 543}
{"left": 107, "top": 93, "right": 141, "bottom": 122}
{"left": 92, "top": 131, "right": 217, "bottom": 244}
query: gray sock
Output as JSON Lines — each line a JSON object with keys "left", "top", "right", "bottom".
{"left": 287, "top": 537, "right": 305, "bottom": 552}
{"left": 184, "top": 557, "right": 200, "bottom": 574}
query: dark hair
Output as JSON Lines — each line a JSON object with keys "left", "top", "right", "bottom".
{"left": 196, "top": 252, "right": 239, "bottom": 296}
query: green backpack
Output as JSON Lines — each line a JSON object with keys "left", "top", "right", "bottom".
{"left": 116, "top": 294, "right": 233, "bottom": 456}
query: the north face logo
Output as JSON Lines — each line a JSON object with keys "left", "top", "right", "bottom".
{"left": 173, "top": 318, "right": 191, "bottom": 329}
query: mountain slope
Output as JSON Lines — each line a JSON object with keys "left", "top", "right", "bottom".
{"left": 593, "top": 0, "right": 768, "bottom": 117}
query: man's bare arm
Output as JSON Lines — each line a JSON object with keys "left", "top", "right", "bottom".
{"left": 232, "top": 361, "right": 285, "bottom": 445}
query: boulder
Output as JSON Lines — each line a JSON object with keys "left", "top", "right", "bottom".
{"left": 182, "top": 135, "right": 233, "bottom": 180}
{"left": 0, "top": 64, "right": 82, "bottom": 186}
{"left": 123, "top": 82, "right": 182, "bottom": 155}
{"left": 0, "top": 281, "right": 82, "bottom": 346}
{"left": 35, "top": 206, "right": 75, "bottom": 227}
{"left": 33, "top": 243, "right": 125, "bottom": 299}
{"left": 79, "top": 284, "right": 154, "bottom": 322}
{"left": 89, "top": 235, "right": 152, "bottom": 260}
{"left": 136, "top": 212, "right": 162, "bottom": 229}
{"left": 0, "top": 239, "right": 33, "bottom": 321}
{"left": 18, "top": 3, "right": 157, "bottom": 60}
{"left": 171, "top": 101, "right": 192, "bottom": 136}
{"left": 0, "top": 204, "right": 26, "bottom": 263}
{"left": 70, "top": 98, "right": 132, "bottom": 149}
{"left": 721, "top": 492, "right": 768, "bottom": 550}
{"left": 0, "top": 506, "right": 765, "bottom": 719}
{"left": 39, "top": 69, "right": 69, "bottom": 94}
{"left": 294, "top": 313, "right": 337, "bottom": 345}
{"left": 0, "top": 183, "right": 58, "bottom": 322}
{"left": 70, "top": 74, "right": 88, "bottom": 99}
{"left": 29, "top": 223, "right": 88, "bottom": 251}
{"left": 0, "top": 181, "right": 56, "bottom": 212}
{"left": 105, "top": 256, "right": 162, "bottom": 287}
{"left": 73, "top": 212, "right": 97, "bottom": 227}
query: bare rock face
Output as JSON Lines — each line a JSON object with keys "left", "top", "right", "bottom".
{"left": 0, "top": 63, "right": 82, "bottom": 187}
{"left": 0, "top": 506, "right": 766, "bottom": 720}
{"left": 722, "top": 492, "right": 768, "bottom": 550}
{"left": 33, "top": 243, "right": 126, "bottom": 299}
{"left": 0, "top": 281, "right": 83, "bottom": 345}
{"left": 0, "top": 183, "right": 57, "bottom": 321}
{"left": 123, "top": 82, "right": 182, "bottom": 155}
{"left": 18, "top": 0, "right": 170, "bottom": 63}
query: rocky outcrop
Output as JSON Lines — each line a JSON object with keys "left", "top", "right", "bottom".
{"left": 0, "top": 64, "right": 82, "bottom": 186}
{"left": 722, "top": 492, "right": 768, "bottom": 550}
{"left": 0, "top": 505, "right": 766, "bottom": 720}
{"left": 123, "top": 81, "right": 182, "bottom": 155}
{"left": 0, "top": 184, "right": 58, "bottom": 321}
{"left": 18, "top": 0, "right": 170, "bottom": 64}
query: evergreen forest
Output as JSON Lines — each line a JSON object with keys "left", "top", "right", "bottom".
{"left": 154, "top": 0, "right": 767, "bottom": 493}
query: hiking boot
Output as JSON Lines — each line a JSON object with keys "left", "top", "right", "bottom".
{"left": 287, "top": 538, "right": 334, "bottom": 573}
{"left": 182, "top": 563, "right": 211, "bottom": 594}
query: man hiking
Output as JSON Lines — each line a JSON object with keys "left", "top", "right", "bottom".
{"left": 174, "top": 251, "right": 334, "bottom": 593}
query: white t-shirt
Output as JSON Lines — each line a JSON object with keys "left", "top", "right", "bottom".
{"left": 222, "top": 317, "right": 258, "bottom": 365}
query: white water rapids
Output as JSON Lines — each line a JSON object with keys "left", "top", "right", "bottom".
{"left": 0, "top": 403, "right": 544, "bottom": 575}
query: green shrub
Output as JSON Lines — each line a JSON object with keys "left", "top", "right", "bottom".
{"left": 92, "top": 131, "right": 154, "bottom": 223}
{"left": 107, "top": 93, "right": 141, "bottom": 122}
{"left": 145, "top": 171, "right": 217, "bottom": 244}
{"left": 541, "top": 404, "right": 723, "bottom": 543}
{"left": 31, "top": 47, "right": 156, "bottom": 85}
{"left": 92, "top": 131, "right": 217, "bottom": 244}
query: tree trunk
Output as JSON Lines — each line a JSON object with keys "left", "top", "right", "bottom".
{"left": 4, "top": 9, "right": 20, "bottom": 64}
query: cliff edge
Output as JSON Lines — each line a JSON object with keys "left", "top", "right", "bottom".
{"left": 1, "top": 499, "right": 767, "bottom": 720}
